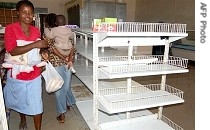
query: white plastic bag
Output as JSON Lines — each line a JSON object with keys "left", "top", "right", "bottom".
{"left": 42, "top": 61, "right": 64, "bottom": 93}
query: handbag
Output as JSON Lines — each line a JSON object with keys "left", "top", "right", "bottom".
{"left": 41, "top": 61, "right": 64, "bottom": 93}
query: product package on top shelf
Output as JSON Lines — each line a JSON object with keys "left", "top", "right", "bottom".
{"left": 101, "top": 17, "right": 117, "bottom": 32}
{"left": 92, "top": 19, "right": 101, "bottom": 31}
{"left": 92, "top": 17, "right": 118, "bottom": 32}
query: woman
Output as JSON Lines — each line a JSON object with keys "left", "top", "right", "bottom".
{"left": 3, "top": 1, "right": 48, "bottom": 130}
{"left": 43, "top": 13, "right": 76, "bottom": 123}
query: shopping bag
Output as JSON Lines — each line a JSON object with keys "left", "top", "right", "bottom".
{"left": 41, "top": 61, "right": 64, "bottom": 93}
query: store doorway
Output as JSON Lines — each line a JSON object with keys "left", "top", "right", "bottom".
{"left": 67, "top": 4, "right": 80, "bottom": 27}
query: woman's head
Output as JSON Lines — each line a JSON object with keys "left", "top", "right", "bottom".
{"left": 45, "top": 13, "right": 57, "bottom": 28}
{"left": 16, "top": 0, "right": 35, "bottom": 24}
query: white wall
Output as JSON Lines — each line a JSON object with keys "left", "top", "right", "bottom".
{"left": 1, "top": 0, "right": 70, "bottom": 15}
{"left": 1, "top": 0, "right": 194, "bottom": 29}
{"left": 135, "top": 0, "right": 195, "bottom": 30}
{"left": 1, "top": 0, "right": 136, "bottom": 22}
{"left": 124, "top": 0, "right": 136, "bottom": 21}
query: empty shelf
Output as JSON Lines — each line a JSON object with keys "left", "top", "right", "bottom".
{"left": 99, "top": 114, "right": 183, "bottom": 130}
{"left": 99, "top": 84, "right": 184, "bottom": 114}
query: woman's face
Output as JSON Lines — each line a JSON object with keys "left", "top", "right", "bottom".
{"left": 17, "top": 5, "right": 34, "bottom": 24}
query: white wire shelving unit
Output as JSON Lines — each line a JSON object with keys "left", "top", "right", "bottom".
{"left": 0, "top": 27, "right": 8, "bottom": 130}
{"left": 73, "top": 22, "right": 188, "bottom": 130}
{"left": 0, "top": 81, "right": 8, "bottom": 130}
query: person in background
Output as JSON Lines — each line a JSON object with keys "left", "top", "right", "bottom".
{"left": 43, "top": 13, "right": 76, "bottom": 123}
{"left": 2, "top": 0, "right": 48, "bottom": 130}
{"left": 44, "top": 14, "right": 76, "bottom": 73}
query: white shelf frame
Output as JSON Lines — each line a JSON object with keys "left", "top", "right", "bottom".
{"left": 0, "top": 28, "right": 8, "bottom": 130}
{"left": 73, "top": 22, "right": 188, "bottom": 130}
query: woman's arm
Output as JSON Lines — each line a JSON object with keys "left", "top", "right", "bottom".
{"left": 4, "top": 25, "right": 48, "bottom": 56}
{"left": 52, "top": 47, "right": 67, "bottom": 62}
{"left": 9, "top": 40, "right": 48, "bottom": 56}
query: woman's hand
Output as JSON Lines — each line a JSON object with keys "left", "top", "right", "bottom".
{"left": 66, "top": 61, "right": 73, "bottom": 69}
{"left": 34, "top": 40, "right": 48, "bottom": 49}
{"left": 65, "top": 57, "right": 69, "bottom": 63}
{"left": 9, "top": 40, "right": 48, "bottom": 56}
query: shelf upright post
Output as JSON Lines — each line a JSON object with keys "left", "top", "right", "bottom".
{"left": 73, "top": 32, "right": 78, "bottom": 60}
{"left": 84, "top": 33, "right": 89, "bottom": 67}
{"left": 85, "top": 34, "right": 88, "bottom": 45}
{"left": 126, "top": 43, "right": 133, "bottom": 118}
{"left": 80, "top": 32, "right": 83, "bottom": 40}
{"left": 0, "top": 80, "right": 8, "bottom": 130}
{"left": 158, "top": 38, "right": 170, "bottom": 120}
{"left": 93, "top": 32, "right": 99, "bottom": 129}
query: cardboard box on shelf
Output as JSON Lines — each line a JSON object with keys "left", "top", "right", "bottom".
{"left": 92, "top": 19, "right": 102, "bottom": 31}
{"left": 101, "top": 17, "right": 117, "bottom": 22}
{"left": 101, "top": 17, "right": 117, "bottom": 32}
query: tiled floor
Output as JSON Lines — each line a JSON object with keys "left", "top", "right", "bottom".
{"left": 8, "top": 63, "right": 195, "bottom": 130}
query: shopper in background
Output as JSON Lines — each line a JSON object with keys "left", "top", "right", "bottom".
{"left": 44, "top": 14, "right": 76, "bottom": 73}
{"left": 2, "top": 0, "right": 48, "bottom": 130}
{"left": 43, "top": 13, "right": 76, "bottom": 123}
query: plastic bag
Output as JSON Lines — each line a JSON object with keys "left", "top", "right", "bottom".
{"left": 42, "top": 61, "right": 64, "bottom": 93}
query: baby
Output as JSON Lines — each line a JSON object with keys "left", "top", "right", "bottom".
{"left": 44, "top": 14, "right": 76, "bottom": 73}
